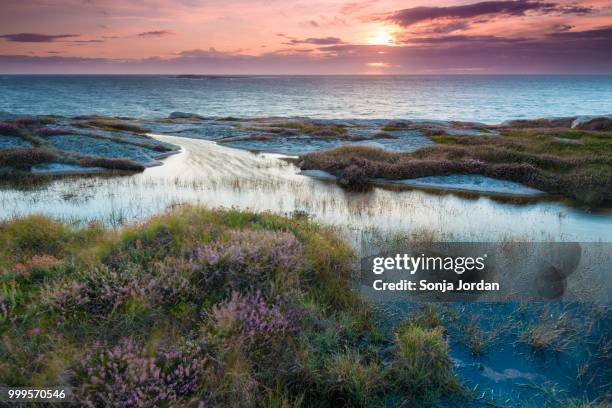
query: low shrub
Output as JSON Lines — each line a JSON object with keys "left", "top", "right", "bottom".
{"left": 382, "top": 121, "right": 410, "bottom": 131}
{"left": 152, "top": 144, "right": 172, "bottom": 152}
{"left": 338, "top": 164, "right": 369, "bottom": 188}
{"left": 36, "top": 127, "right": 71, "bottom": 137}
{"left": 372, "top": 132, "right": 397, "bottom": 139}
{"left": 79, "top": 157, "right": 145, "bottom": 172}
{"left": 576, "top": 117, "right": 612, "bottom": 131}
{"left": 187, "top": 230, "right": 306, "bottom": 301}
{"left": 0, "top": 122, "right": 20, "bottom": 136}
{"left": 0, "top": 148, "right": 58, "bottom": 171}
{"left": 74, "top": 338, "right": 205, "bottom": 407}
{"left": 300, "top": 129, "right": 612, "bottom": 205}
{"left": 77, "top": 119, "right": 150, "bottom": 134}
{"left": 0, "top": 207, "right": 465, "bottom": 406}
{"left": 208, "top": 291, "right": 294, "bottom": 356}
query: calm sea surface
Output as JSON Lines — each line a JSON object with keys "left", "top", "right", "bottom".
{"left": 1, "top": 75, "right": 611, "bottom": 123}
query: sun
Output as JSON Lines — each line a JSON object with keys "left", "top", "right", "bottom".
{"left": 367, "top": 29, "right": 394, "bottom": 46}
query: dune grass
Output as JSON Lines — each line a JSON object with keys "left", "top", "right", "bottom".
{"left": 0, "top": 206, "right": 462, "bottom": 406}
{"left": 299, "top": 128, "right": 612, "bottom": 204}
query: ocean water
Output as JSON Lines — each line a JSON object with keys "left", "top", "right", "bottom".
{"left": 1, "top": 75, "right": 611, "bottom": 123}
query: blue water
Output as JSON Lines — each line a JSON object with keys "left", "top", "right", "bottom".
{"left": 1, "top": 75, "right": 611, "bottom": 123}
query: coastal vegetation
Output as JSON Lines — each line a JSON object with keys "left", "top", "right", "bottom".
{"left": 236, "top": 120, "right": 350, "bottom": 138}
{"left": 0, "top": 115, "right": 178, "bottom": 176}
{"left": 0, "top": 206, "right": 463, "bottom": 406}
{"left": 300, "top": 125, "right": 612, "bottom": 204}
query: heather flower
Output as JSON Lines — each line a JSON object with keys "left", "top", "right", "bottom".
{"left": 189, "top": 230, "right": 305, "bottom": 298}
{"left": 75, "top": 338, "right": 205, "bottom": 407}
{"left": 210, "top": 291, "right": 293, "bottom": 352}
{"left": 42, "top": 262, "right": 191, "bottom": 318}
{"left": 41, "top": 280, "right": 88, "bottom": 318}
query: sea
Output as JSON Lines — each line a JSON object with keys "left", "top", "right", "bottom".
{"left": 1, "top": 75, "right": 611, "bottom": 123}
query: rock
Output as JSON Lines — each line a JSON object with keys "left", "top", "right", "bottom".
{"left": 572, "top": 116, "right": 612, "bottom": 130}
{"left": 504, "top": 117, "right": 576, "bottom": 128}
{"left": 373, "top": 132, "right": 398, "bottom": 139}
{"left": 169, "top": 111, "right": 205, "bottom": 120}
{"left": 384, "top": 121, "right": 411, "bottom": 129}
{"left": 0, "top": 111, "right": 20, "bottom": 121}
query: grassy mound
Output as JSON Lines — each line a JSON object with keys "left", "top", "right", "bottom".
{"left": 75, "top": 118, "right": 150, "bottom": 134}
{"left": 238, "top": 120, "right": 349, "bottom": 139}
{"left": 79, "top": 157, "right": 146, "bottom": 171}
{"left": 0, "top": 148, "right": 58, "bottom": 171}
{"left": 300, "top": 128, "right": 612, "bottom": 205}
{"left": 0, "top": 207, "right": 462, "bottom": 406}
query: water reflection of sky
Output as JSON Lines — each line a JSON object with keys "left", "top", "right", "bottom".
{"left": 1, "top": 135, "right": 611, "bottom": 243}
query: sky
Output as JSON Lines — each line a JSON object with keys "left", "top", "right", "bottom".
{"left": 0, "top": 0, "right": 611, "bottom": 74}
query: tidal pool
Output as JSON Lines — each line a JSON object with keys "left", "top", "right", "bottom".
{"left": 1, "top": 134, "right": 611, "bottom": 244}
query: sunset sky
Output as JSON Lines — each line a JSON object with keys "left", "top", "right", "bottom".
{"left": 1, "top": 0, "right": 611, "bottom": 74}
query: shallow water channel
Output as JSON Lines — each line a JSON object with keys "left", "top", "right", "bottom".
{"left": 1, "top": 134, "right": 611, "bottom": 244}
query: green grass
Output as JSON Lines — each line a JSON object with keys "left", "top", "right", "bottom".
{"left": 389, "top": 324, "right": 462, "bottom": 402}
{"left": 0, "top": 206, "right": 463, "bottom": 406}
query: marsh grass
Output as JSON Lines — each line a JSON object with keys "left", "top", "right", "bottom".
{"left": 237, "top": 120, "right": 351, "bottom": 139}
{"left": 79, "top": 156, "right": 146, "bottom": 171}
{"left": 0, "top": 206, "right": 464, "bottom": 406}
{"left": 0, "top": 116, "right": 173, "bottom": 176}
{"left": 75, "top": 118, "right": 150, "bottom": 134}
{"left": 0, "top": 148, "right": 58, "bottom": 171}
{"left": 300, "top": 128, "right": 612, "bottom": 204}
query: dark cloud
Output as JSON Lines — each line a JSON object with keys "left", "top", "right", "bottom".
{"left": 386, "top": 0, "right": 593, "bottom": 27}
{"left": 401, "top": 35, "right": 530, "bottom": 44}
{"left": 0, "top": 33, "right": 79, "bottom": 42}
{"left": 138, "top": 30, "right": 174, "bottom": 37}
{"left": 281, "top": 36, "right": 345, "bottom": 45}
{"left": 70, "top": 39, "right": 105, "bottom": 43}
{"left": 552, "top": 24, "right": 575, "bottom": 32}
{"left": 429, "top": 21, "right": 471, "bottom": 34}
{"left": 548, "top": 26, "right": 612, "bottom": 39}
